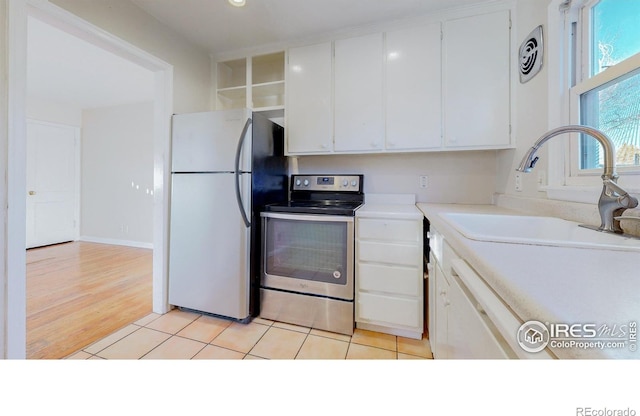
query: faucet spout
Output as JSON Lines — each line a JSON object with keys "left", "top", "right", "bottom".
{"left": 516, "top": 124, "right": 638, "bottom": 234}
{"left": 516, "top": 125, "right": 617, "bottom": 180}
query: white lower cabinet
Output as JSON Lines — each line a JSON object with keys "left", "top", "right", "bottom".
{"left": 447, "top": 260, "right": 514, "bottom": 358}
{"left": 427, "top": 223, "right": 552, "bottom": 359}
{"left": 428, "top": 225, "right": 515, "bottom": 358}
{"left": 433, "top": 258, "right": 450, "bottom": 358}
{"left": 355, "top": 202, "right": 424, "bottom": 339}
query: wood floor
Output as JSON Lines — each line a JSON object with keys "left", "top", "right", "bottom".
{"left": 26, "top": 241, "right": 152, "bottom": 359}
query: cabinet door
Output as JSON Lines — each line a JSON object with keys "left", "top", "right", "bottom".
{"left": 334, "top": 33, "right": 384, "bottom": 152}
{"left": 427, "top": 254, "right": 437, "bottom": 350}
{"left": 286, "top": 42, "right": 333, "bottom": 154}
{"left": 448, "top": 271, "right": 511, "bottom": 359}
{"left": 434, "top": 262, "right": 450, "bottom": 359}
{"left": 443, "top": 10, "right": 511, "bottom": 148}
{"left": 386, "top": 23, "right": 442, "bottom": 150}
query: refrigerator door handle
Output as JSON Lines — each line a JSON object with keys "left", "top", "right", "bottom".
{"left": 235, "top": 117, "right": 252, "bottom": 228}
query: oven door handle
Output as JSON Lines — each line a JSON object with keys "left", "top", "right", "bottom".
{"left": 260, "top": 212, "right": 354, "bottom": 223}
{"left": 235, "top": 117, "right": 252, "bottom": 228}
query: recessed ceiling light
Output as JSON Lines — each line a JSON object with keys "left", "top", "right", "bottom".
{"left": 228, "top": 0, "right": 246, "bottom": 7}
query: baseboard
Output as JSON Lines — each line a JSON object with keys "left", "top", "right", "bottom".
{"left": 79, "top": 236, "right": 153, "bottom": 249}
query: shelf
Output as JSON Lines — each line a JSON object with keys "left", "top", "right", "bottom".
{"left": 217, "top": 86, "right": 247, "bottom": 101}
{"left": 217, "top": 58, "right": 247, "bottom": 89}
{"left": 252, "top": 81, "right": 285, "bottom": 108}
{"left": 252, "top": 52, "right": 285, "bottom": 84}
{"left": 215, "top": 51, "right": 285, "bottom": 111}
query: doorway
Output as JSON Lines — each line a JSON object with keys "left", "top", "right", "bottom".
{"left": 6, "top": 0, "right": 173, "bottom": 358}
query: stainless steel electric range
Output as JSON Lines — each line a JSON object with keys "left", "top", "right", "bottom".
{"left": 259, "top": 174, "right": 364, "bottom": 335}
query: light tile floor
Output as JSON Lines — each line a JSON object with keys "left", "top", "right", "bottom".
{"left": 66, "top": 308, "right": 433, "bottom": 360}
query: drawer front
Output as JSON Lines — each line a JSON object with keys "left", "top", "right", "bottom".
{"left": 357, "top": 292, "right": 422, "bottom": 328}
{"left": 358, "top": 241, "right": 421, "bottom": 266}
{"left": 357, "top": 262, "right": 421, "bottom": 296}
{"left": 357, "top": 218, "right": 420, "bottom": 243}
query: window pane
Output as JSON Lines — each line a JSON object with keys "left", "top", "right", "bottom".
{"left": 591, "top": 0, "right": 640, "bottom": 75}
{"left": 580, "top": 68, "right": 640, "bottom": 169}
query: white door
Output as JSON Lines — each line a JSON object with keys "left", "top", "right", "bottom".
{"left": 168, "top": 172, "right": 251, "bottom": 320}
{"left": 171, "top": 108, "right": 251, "bottom": 173}
{"left": 443, "top": 10, "right": 511, "bottom": 148}
{"left": 26, "top": 120, "right": 79, "bottom": 249}
{"left": 286, "top": 42, "right": 334, "bottom": 154}
{"left": 386, "top": 23, "right": 442, "bottom": 150}
{"left": 334, "top": 33, "right": 384, "bottom": 152}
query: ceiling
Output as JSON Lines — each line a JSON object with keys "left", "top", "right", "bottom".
{"left": 27, "top": 0, "right": 484, "bottom": 110}
{"left": 131, "top": 0, "right": 485, "bottom": 56}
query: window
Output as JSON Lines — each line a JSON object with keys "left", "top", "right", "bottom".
{"left": 571, "top": 0, "right": 640, "bottom": 177}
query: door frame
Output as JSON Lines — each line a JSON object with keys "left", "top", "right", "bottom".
{"left": 5, "top": 0, "right": 174, "bottom": 358}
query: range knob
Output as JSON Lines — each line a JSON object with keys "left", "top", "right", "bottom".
{"left": 342, "top": 180, "right": 349, "bottom": 187}
{"left": 351, "top": 180, "right": 358, "bottom": 187}
{"left": 295, "top": 179, "right": 301, "bottom": 186}
{"left": 303, "top": 179, "right": 310, "bottom": 186}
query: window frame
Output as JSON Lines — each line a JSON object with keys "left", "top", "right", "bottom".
{"left": 546, "top": 0, "right": 640, "bottom": 202}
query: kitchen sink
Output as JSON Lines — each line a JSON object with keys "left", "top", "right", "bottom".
{"left": 438, "top": 212, "right": 640, "bottom": 252}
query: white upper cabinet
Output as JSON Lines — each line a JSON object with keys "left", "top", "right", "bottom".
{"left": 386, "top": 23, "right": 442, "bottom": 151}
{"left": 282, "top": 5, "right": 513, "bottom": 155}
{"left": 286, "top": 42, "right": 334, "bottom": 154}
{"left": 443, "top": 10, "right": 511, "bottom": 148}
{"left": 334, "top": 33, "right": 385, "bottom": 152}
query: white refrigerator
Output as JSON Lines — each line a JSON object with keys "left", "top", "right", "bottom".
{"left": 168, "top": 108, "right": 288, "bottom": 321}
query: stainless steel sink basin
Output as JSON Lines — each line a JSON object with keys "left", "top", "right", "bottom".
{"left": 438, "top": 212, "right": 640, "bottom": 252}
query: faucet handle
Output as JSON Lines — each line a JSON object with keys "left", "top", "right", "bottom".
{"left": 603, "top": 179, "right": 639, "bottom": 208}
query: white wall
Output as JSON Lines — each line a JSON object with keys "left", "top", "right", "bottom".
{"left": 80, "top": 102, "right": 154, "bottom": 247}
{"left": 295, "top": 151, "right": 498, "bottom": 204}
{"left": 492, "top": 0, "right": 608, "bottom": 225}
{"left": 496, "top": 0, "right": 551, "bottom": 199}
{"left": 0, "top": 0, "right": 9, "bottom": 359}
{"left": 50, "top": 0, "right": 212, "bottom": 113}
{"left": 26, "top": 97, "right": 82, "bottom": 126}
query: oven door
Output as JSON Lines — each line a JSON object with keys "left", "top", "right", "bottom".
{"left": 261, "top": 212, "right": 354, "bottom": 300}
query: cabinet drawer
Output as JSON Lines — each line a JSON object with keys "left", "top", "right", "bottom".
{"left": 357, "top": 218, "right": 420, "bottom": 243}
{"left": 357, "top": 292, "right": 422, "bottom": 328}
{"left": 357, "top": 263, "right": 421, "bottom": 296}
{"left": 358, "top": 241, "right": 421, "bottom": 266}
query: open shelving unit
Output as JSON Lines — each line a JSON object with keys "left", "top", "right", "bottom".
{"left": 216, "top": 51, "right": 285, "bottom": 122}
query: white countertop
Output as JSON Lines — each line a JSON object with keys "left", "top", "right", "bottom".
{"left": 417, "top": 203, "right": 640, "bottom": 359}
{"left": 356, "top": 203, "right": 423, "bottom": 220}
{"left": 357, "top": 193, "right": 423, "bottom": 219}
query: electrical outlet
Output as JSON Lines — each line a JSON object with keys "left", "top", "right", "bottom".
{"left": 515, "top": 173, "right": 523, "bottom": 192}
{"left": 419, "top": 175, "right": 429, "bottom": 188}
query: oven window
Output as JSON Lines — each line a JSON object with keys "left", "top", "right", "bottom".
{"left": 264, "top": 217, "right": 348, "bottom": 285}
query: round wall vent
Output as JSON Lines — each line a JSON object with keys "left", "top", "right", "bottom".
{"left": 519, "top": 25, "right": 543, "bottom": 84}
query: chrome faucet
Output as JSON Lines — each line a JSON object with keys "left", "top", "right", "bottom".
{"left": 516, "top": 125, "right": 638, "bottom": 234}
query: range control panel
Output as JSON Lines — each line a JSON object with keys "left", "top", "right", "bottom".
{"left": 291, "top": 175, "right": 363, "bottom": 192}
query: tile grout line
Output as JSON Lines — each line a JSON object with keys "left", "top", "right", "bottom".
{"left": 293, "top": 331, "right": 311, "bottom": 360}
{"left": 86, "top": 323, "right": 146, "bottom": 358}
